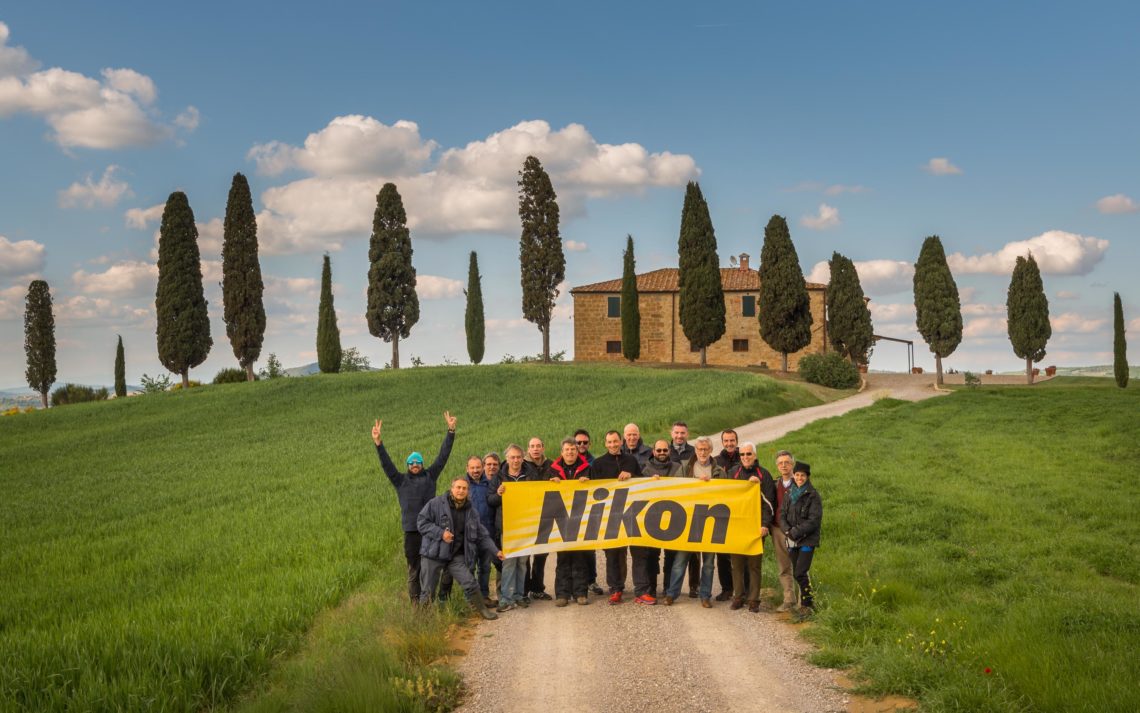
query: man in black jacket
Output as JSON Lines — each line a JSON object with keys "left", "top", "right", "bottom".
{"left": 590, "top": 430, "right": 639, "bottom": 603}
{"left": 548, "top": 438, "right": 592, "bottom": 606}
{"left": 372, "top": 411, "right": 456, "bottom": 603}
{"left": 417, "top": 478, "right": 504, "bottom": 619}
{"left": 639, "top": 440, "right": 682, "bottom": 601}
{"left": 523, "top": 437, "right": 554, "bottom": 600}
{"left": 727, "top": 441, "right": 778, "bottom": 613}
{"left": 621, "top": 423, "right": 654, "bottom": 470}
{"left": 713, "top": 429, "right": 742, "bottom": 600}
{"left": 668, "top": 421, "right": 695, "bottom": 464}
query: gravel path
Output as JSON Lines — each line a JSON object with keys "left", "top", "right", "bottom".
{"left": 454, "top": 382, "right": 947, "bottom": 712}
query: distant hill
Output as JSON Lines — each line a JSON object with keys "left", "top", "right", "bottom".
{"left": 283, "top": 362, "right": 379, "bottom": 377}
{"left": 998, "top": 365, "right": 1140, "bottom": 378}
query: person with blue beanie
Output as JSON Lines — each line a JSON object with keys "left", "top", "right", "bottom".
{"left": 372, "top": 411, "right": 457, "bottom": 603}
{"left": 781, "top": 461, "right": 822, "bottom": 620}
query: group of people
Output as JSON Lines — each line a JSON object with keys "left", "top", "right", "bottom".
{"left": 371, "top": 413, "right": 823, "bottom": 623}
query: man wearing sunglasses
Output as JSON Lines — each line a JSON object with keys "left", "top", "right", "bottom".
{"left": 638, "top": 439, "right": 683, "bottom": 601}
{"left": 727, "top": 442, "right": 777, "bottom": 613}
{"left": 372, "top": 411, "right": 457, "bottom": 603}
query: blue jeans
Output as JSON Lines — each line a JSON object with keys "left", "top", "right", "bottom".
{"left": 500, "top": 555, "right": 528, "bottom": 603}
{"left": 667, "top": 551, "right": 715, "bottom": 599}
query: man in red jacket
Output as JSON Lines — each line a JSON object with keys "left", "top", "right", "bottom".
{"left": 548, "top": 438, "right": 592, "bottom": 606}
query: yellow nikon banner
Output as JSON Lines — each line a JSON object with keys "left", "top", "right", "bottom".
{"left": 501, "top": 477, "right": 765, "bottom": 558}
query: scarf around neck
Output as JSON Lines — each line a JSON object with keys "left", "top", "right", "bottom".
{"left": 788, "top": 481, "right": 808, "bottom": 505}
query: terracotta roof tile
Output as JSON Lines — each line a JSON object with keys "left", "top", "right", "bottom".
{"left": 570, "top": 267, "right": 826, "bottom": 293}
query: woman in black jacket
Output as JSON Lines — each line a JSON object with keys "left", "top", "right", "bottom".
{"left": 781, "top": 461, "right": 822, "bottom": 619}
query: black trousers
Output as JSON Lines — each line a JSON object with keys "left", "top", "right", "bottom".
{"left": 789, "top": 547, "right": 815, "bottom": 608}
{"left": 554, "top": 551, "right": 590, "bottom": 599}
{"left": 629, "top": 546, "right": 656, "bottom": 597}
{"left": 403, "top": 530, "right": 422, "bottom": 601}
{"left": 604, "top": 546, "right": 628, "bottom": 593}
{"left": 716, "top": 553, "right": 733, "bottom": 594}
{"left": 526, "top": 553, "right": 549, "bottom": 594}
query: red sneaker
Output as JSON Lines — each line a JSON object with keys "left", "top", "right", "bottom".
{"left": 634, "top": 594, "right": 657, "bottom": 605}
{"left": 609, "top": 591, "right": 623, "bottom": 605}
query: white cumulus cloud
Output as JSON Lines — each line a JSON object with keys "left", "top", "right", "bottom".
{"left": 250, "top": 118, "right": 699, "bottom": 253}
{"left": 125, "top": 202, "right": 165, "bottom": 229}
{"left": 1055, "top": 290, "right": 1079, "bottom": 300}
{"left": 947, "top": 230, "right": 1108, "bottom": 276}
{"left": 54, "top": 295, "right": 150, "bottom": 326}
{"left": 417, "top": 275, "right": 464, "bottom": 300}
{"left": 923, "top": 157, "right": 962, "bottom": 175}
{"left": 0, "top": 24, "right": 196, "bottom": 149}
{"left": 806, "top": 258, "right": 913, "bottom": 294}
{"left": 72, "top": 260, "right": 157, "bottom": 297}
{"left": 800, "top": 203, "right": 840, "bottom": 230}
{"left": 1051, "top": 312, "right": 1107, "bottom": 335}
{"left": 1096, "top": 193, "right": 1138, "bottom": 214}
{"left": 0, "top": 235, "right": 46, "bottom": 276}
{"left": 564, "top": 240, "right": 588, "bottom": 252}
{"left": 58, "top": 165, "right": 132, "bottom": 208}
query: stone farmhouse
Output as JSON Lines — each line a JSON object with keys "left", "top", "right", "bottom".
{"left": 569, "top": 254, "right": 829, "bottom": 369}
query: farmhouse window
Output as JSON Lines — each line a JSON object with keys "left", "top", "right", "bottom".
{"left": 607, "top": 296, "right": 620, "bottom": 318}
{"left": 742, "top": 295, "right": 756, "bottom": 317}
{"left": 690, "top": 342, "right": 701, "bottom": 353}
{"left": 732, "top": 339, "right": 749, "bottom": 352}
{"left": 606, "top": 340, "right": 622, "bottom": 354}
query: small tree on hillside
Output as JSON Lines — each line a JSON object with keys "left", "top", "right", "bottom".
{"left": 826, "top": 252, "right": 874, "bottom": 366}
{"left": 24, "top": 279, "right": 56, "bottom": 408}
{"left": 366, "top": 183, "right": 419, "bottom": 369}
{"left": 758, "top": 215, "right": 813, "bottom": 372}
{"left": 317, "top": 253, "right": 342, "bottom": 373}
{"left": 621, "top": 235, "right": 641, "bottom": 362}
{"left": 913, "top": 235, "right": 962, "bottom": 386}
{"left": 155, "top": 192, "right": 212, "bottom": 389}
{"left": 1114, "top": 292, "right": 1129, "bottom": 388}
{"left": 518, "top": 155, "right": 565, "bottom": 362}
{"left": 114, "top": 335, "right": 126, "bottom": 397}
{"left": 1006, "top": 253, "right": 1051, "bottom": 385}
{"left": 465, "top": 251, "right": 485, "bottom": 364}
{"left": 677, "top": 182, "right": 726, "bottom": 367}
{"left": 221, "top": 172, "right": 266, "bottom": 381}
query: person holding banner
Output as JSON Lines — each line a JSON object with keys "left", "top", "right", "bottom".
{"left": 417, "top": 477, "right": 504, "bottom": 620}
{"left": 488, "top": 445, "right": 534, "bottom": 612}
{"left": 663, "top": 436, "right": 725, "bottom": 607}
{"left": 782, "top": 461, "right": 822, "bottom": 620}
{"left": 771, "top": 450, "right": 798, "bottom": 612}
{"left": 548, "top": 437, "right": 592, "bottom": 606}
{"left": 589, "top": 430, "right": 640, "bottom": 604}
{"left": 372, "top": 412, "right": 456, "bottom": 603}
{"left": 728, "top": 443, "right": 777, "bottom": 613}
{"left": 639, "top": 439, "right": 683, "bottom": 600}
{"left": 523, "top": 437, "right": 554, "bottom": 601}
{"left": 621, "top": 423, "right": 654, "bottom": 470}
{"left": 713, "top": 429, "right": 742, "bottom": 601}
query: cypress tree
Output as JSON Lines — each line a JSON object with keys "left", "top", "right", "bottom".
{"left": 24, "top": 279, "right": 56, "bottom": 408}
{"left": 221, "top": 172, "right": 266, "bottom": 381}
{"left": 317, "top": 253, "right": 342, "bottom": 373}
{"left": 757, "top": 215, "right": 813, "bottom": 372}
{"left": 621, "top": 235, "right": 641, "bottom": 362}
{"left": 114, "top": 335, "right": 126, "bottom": 397}
{"left": 1006, "top": 253, "right": 1051, "bottom": 385}
{"left": 366, "top": 183, "right": 419, "bottom": 369}
{"left": 1114, "top": 292, "right": 1129, "bottom": 388}
{"left": 155, "top": 191, "right": 212, "bottom": 388}
{"left": 518, "top": 155, "right": 565, "bottom": 363}
{"left": 913, "top": 235, "right": 962, "bottom": 386}
{"left": 465, "top": 251, "right": 485, "bottom": 364}
{"left": 827, "top": 252, "right": 874, "bottom": 366}
{"left": 677, "top": 182, "right": 726, "bottom": 367}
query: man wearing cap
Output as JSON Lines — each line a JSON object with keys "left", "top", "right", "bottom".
{"left": 417, "top": 477, "right": 504, "bottom": 620}
{"left": 371, "top": 411, "right": 456, "bottom": 603}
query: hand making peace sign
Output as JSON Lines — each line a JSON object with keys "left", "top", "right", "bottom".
{"left": 371, "top": 419, "right": 382, "bottom": 446}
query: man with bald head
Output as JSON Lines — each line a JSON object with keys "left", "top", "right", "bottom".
{"left": 621, "top": 423, "right": 653, "bottom": 470}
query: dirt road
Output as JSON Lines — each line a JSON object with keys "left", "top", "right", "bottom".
{"left": 455, "top": 377, "right": 942, "bottom": 712}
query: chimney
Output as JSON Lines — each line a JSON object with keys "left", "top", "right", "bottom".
{"left": 739, "top": 253, "right": 750, "bottom": 271}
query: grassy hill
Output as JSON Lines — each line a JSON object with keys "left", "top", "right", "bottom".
{"left": 772, "top": 377, "right": 1138, "bottom": 713}
{"left": 0, "top": 364, "right": 823, "bottom": 712}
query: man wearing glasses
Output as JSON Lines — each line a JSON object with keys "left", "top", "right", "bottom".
{"left": 771, "top": 450, "right": 798, "bottom": 612}
{"left": 575, "top": 429, "right": 604, "bottom": 594}
{"left": 727, "top": 442, "right": 777, "bottom": 613}
{"left": 639, "top": 439, "right": 683, "bottom": 601}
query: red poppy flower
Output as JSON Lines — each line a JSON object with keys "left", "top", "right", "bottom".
{"left": 984, "top": 667, "right": 992, "bottom": 674}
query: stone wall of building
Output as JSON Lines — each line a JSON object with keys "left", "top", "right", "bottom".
{"left": 573, "top": 289, "right": 828, "bottom": 369}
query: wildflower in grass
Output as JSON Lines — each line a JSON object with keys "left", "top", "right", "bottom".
{"left": 985, "top": 667, "right": 993, "bottom": 674}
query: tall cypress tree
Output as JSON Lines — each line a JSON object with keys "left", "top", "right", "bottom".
{"left": 677, "top": 182, "right": 726, "bottom": 367}
{"left": 24, "top": 279, "right": 56, "bottom": 408}
{"left": 518, "top": 155, "right": 565, "bottom": 363}
{"left": 621, "top": 235, "right": 641, "bottom": 362}
{"left": 827, "top": 252, "right": 874, "bottom": 365}
{"left": 155, "top": 191, "right": 212, "bottom": 388}
{"left": 913, "top": 235, "right": 962, "bottom": 386}
{"left": 465, "top": 251, "right": 485, "bottom": 364}
{"left": 1114, "top": 292, "right": 1129, "bottom": 389}
{"left": 317, "top": 253, "right": 342, "bottom": 373}
{"left": 366, "top": 182, "right": 419, "bottom": 369}
{"left": 1006, "top": 253, "right": 1051, "bottom": 385}
{"left": 114, "top": 335, "right": 126, "bottom": 397}
{"left": 757, "top": 215, "right": 813, "bottom": 372}
{"left": 221, "top": 172, "right": 266, "bottom": 381}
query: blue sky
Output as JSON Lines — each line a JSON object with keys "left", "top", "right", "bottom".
{"left": 2, "top": 2, "right": 1137, "bottom": 386}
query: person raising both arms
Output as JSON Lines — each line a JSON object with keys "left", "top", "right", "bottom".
{"left": 371, "top": 411, "right": 456, "bottom": 604}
